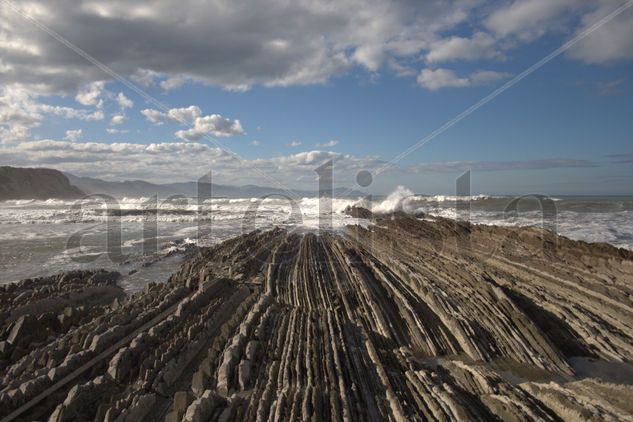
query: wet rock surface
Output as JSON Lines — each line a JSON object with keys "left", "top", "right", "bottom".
{"left": 1, "top": 213, "right": 633, "bottom": 421}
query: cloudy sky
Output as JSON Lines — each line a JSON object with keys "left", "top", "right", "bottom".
{"left": 0, "top": 0, "right": 632, "bottom": 195}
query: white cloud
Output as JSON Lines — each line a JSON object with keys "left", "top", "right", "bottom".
{"left": 0, "top": 125, "right": 30, "bottom": 143}
{"left": 64, "top": 129, "right": 82, "bottom": 142}
{"left": 0, "top": 134, "right": 595, "bottom": 188}
{"left": 116, "top": 92, "right": 134, "bottom": 109}
{"left": 167, "top": 106, "right": 202, "bottom": 123}
{"left": 0, "top": 86, "right": 44, "bottom": 142}
{"left": 140, "top": 108, "right": 166, "bottom": 125}
{"left": 110, "top": 114, "right": 126, "bottom": 125}
{"left": 316, "top": 140, "right": 339, "bottom": 148}
{"left": 106, "top": 127, "right": 129, "bottom": 134}
{"left": 141, "top": 106, "right": 243, "bottom": 140}
{"left": 287, "top": 140, "right": 302, "bottom": 147}
{"left": 470, "top": 70, "right": 512, "bottom": 84}
{"left": 426, "top": 32, "right": 499, "bottom": 63}
{"left": 417, "top": 68, "right": 510, "bottom": 91}
{"left": 141, "top": 106, "right": 201, "bottom": 125}
{"left": 175, "top": 114, "right": 244, "bottom": 141}
{"left": 0, "top": 0, "right": 628, "bottom": 111}
{"left": 388, "top": 59, "right": 416, "bottom": 77}
{"left": 568, "top": 4, "right": 633, "bottom": 64}
{"left": 0, "top": 0, "right": 630, "bottom": 156}
{"left": 418, "top": 68, "right": 470, "bottom": 90}
{"left": 0, "top": 139, "right": 381, "bottom": 186}
{"left": 160, "top": 76, "right": 188, "bottom": 91}
{"left": 0, "top": 0, "right": 629, "bottom": 102}
{"left": 425, "top": 1, "right": 632, "bottom": 67}
{"left": 40, "top": 105, "right": 104, "bottom": 121}
{"left": 249, "top": 140, "right": 261, "bottom": 146}
{"left": 0, "top": 85, "right": 106, "bottom": 142}
{"left": 75, "top": 82, "right": 105, "bottom": 107}
{"left": 485, "top": 0, "right": 576, "bottom": 41}
{"left": 0, "top": 0, "right": 477, "bottom": 94}
{"left": 131, "top": 69, "right": 160, "bottom": 87}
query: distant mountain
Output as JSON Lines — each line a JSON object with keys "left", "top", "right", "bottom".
{"left": 0, "top": 167, "right": 85, "bottom": 200}
{"left": 65, "top": 174, "right": 189, "bottom": 198}
{"left": 65, "top": 173, "right": 365, "bottom": 199}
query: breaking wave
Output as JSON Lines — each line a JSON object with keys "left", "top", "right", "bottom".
{"left": 0, "top": 187, "right": 632, "bottom": 251}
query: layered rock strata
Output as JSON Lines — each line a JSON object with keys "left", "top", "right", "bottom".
{"left": 1, "top": 213, "right": 633, "bottom": 421}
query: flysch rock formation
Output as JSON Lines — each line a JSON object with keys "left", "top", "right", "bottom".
{"left": 1, "top": 211, "right": 633, "bottom": 421}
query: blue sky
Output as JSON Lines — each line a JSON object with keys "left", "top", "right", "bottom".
{"left": 0, "top": 0, "right": 632, "bottom": 195}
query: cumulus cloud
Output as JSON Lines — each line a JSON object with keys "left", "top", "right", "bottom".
{"left": 140, "top": 109, "right": 166, "bottom": 125}
{"left": 417, "top": 68, "right": 510, "bottom": 91}
{"left": 0, "top": 87, "right": 44, "bottom": 142}
{"left": 160, "top": 76, "right": 188, "bottom": 91}
{"left": 0, "top": 0, "right": 629, "bottom": 106}
{"left": 316, "top": 140, "right": 339, "bottom": 148}
{"left": 249, "top": 140, "right": 261, "bottom": 146}
{"left": 388, "top": 60, "right": 417, "bottom": 77}
{"left": 0, "top": 0, "right": 477, "bottom": 94}
{"left": 0, "top": 139, "right": 381, "bottom": 186}
{"left": 131, "top": 69, "right": 160, "bottom": 87}
{"left": 40, "top": 105, "right": 105, "bottom": 121}
{"left": 426, "top": 32, "right": 499, "bottom": 63}
{"left": 64, "top": 129, "right": 82, "bottom": 142}
{"left": 175, "top": 114, "right": 244, "bottom": 140}
{"left": 0, "top": 85, "right": 106, "bottom": 142}
{"left": 110, "top": 114, "right": 126, "bottom": 125}
{"left": 287, "top": 140, "right": 302, "bottom": 147}
{"left": 106, "top": 127, "right": 129, "bottom": 134}
{"left": 167, "top": 106, "right": 203, "bottom": 123}
{"left": 116, "top": 92, "right": 133, "bottom": 109}
{"left": 75, "top": 82, "right": 105, "bottom": 107}
{"left": 0, "top": 125, "right": 29, "bottom": 143}
{"left": 141, "top": 106, "right": 201, "bottom": 125}
{"left": 568, "top": 4, "right": 633, "bottom": 64}
{"left": 485, "top": 0, "right": 576, "bottom": 41}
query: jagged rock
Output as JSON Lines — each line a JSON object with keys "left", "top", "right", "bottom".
{"left": 238, "top": 359, "right": 252, "bottom": 390}
{"left": 18, "top": 375, "right": 45, "bottom": 397}
{"left": 7, "top": 315, "right": 41, "bottom": 347}
{"left": 0, "top": 340, "right": 10, "bottom": 357}
{"left": 88, "top": 271, "right": 120, "bottom": 285}
{"left": 245, "top": 340, "right": 258, "bottom": 361}
{"left": 89, "top": 325, "right": 126, "bottom": 352}
{"left": 165, "top": 390, "right": 194, "bottom": 421}
{"left": 183, "top": 390, "right": 219, "bottom": 422}
{"left": 2, "top": 217, "right": 633, "bottom": 421}
{"left": 108, "top": 347, "right": 133, "bottom": 382}
{"left": 123, "top": 393, "right": 156, "bottom": 421}
{"left": 343, "top": 205, "right": 373, "bottom": 219}
{"left": 57, "top": 307, "right": 75, "bottom": 331}
{"left": 111, "top": 297, "right": 121, "bottom": 310}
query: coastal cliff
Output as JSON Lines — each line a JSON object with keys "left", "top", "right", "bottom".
{"left": 1, "top": 213, "right": 632, "bottom": 421}
{"left": 0, "top": 167, "right": 84, "bottom": 201}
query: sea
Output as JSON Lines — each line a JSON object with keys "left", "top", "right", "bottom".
{"left": 1, "top": 186, "right": 631, "bottom": 291}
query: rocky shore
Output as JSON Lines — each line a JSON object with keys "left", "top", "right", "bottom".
{"left": 1, "top": 212, "right": 633, "bottom": 421}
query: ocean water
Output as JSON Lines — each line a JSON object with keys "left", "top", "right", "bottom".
{"left": 0, "top": 187, "right": 631, "bottom": 288}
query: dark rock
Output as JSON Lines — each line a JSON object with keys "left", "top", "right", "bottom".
{"left": 88, "top": 271, "right": 120, "bottom": 285}
{"left": 343, "top": 206, "right": 373, "bottom": 219}
{"left": 7, "top": 315, "right": 41, "bottom": 347}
